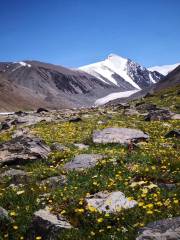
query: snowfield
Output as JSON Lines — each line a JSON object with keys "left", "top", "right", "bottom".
{"left": 95, "top": 89, "right": 139, "bottom": 106}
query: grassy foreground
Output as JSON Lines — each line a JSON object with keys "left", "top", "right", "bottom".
{"left": 0, "top": 87, "right": 179, "bottom": 240}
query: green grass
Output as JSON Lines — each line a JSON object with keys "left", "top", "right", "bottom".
{"left": 0, "top": 88, "right": 179, "bottom": 239}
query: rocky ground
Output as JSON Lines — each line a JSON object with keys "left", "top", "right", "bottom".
{"left": 0, "top": 86, "right": 180, "bottom": 240}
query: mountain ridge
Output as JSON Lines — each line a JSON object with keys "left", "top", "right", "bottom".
{"left": 0, "top": 54, "right": 178, "bottom": 111}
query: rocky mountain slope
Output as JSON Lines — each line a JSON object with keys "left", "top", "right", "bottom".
{"left": 0, "top": 61, "right": 122, "bottom": 111}
{"left": 0, "top": 86, "right": 179, "bottom": 239}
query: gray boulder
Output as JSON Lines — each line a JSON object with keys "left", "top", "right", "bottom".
{"left": 0, "top": 121, "right": 11, "bottom": 131}
{"left": 0, "top": 206, "right": 13, "bottom": 224}
{"left": 0, "top": 169, "right": 29, "bottom": 184}
{"left": 64, "top": 154, "right": 104, "bottom": 171}
{"left": 144, "top": 109, "right": 173, "bottom": 121}
{"left": 136, "top": 103, "right": 157, "bottom": 112}
{"left": 40, "top": 176, "right": 67, "bottom": 189}
{"left": 27, "top": 208, "right": 72, "bottom": 240}
{"left": 0, "top": 135, "right": 51, "bottom": 166}
{"left": 136, "top": 217, "right": 180, "bottom": 240}
{"left": 12, "top": 115, "right": 52, "bottom": 127}
{"left": 93, "top": 128, "right": 149, "bottom": 145}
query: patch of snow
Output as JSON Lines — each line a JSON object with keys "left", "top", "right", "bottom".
{"left": 19, "top": 62, "right": 31, "bottom": 68}
{"left": 95, "top": 89, "right": 139, "bottom": 106}
{"left": 11, "top": 61, "right": 31, "bottom": 72}
{"left": 0, "top": 112, "right": 14, "bottom": 115}
{"left": 149, "top": 73, "right": 156, "bottom": 83}
{"left": 148, "top": 63, "right": 180, "bottom": 76}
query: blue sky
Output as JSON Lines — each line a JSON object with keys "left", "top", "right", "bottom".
{"left": 0, "top": 0, "right": 179, "bottom": 67}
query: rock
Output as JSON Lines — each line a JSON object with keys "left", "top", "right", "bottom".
{"left": 171, "top": 114, "right": 180, "bottom": 120}
{"left": 136, "top": 217, "right": 180, "bottom": 240}
{"left": 144, "top": 109, "right": 173, "bottom": 121}
{"left": 12, "top": 128, "right": 29, "bottom": 138}
{"left": 97, "top": 120, "right": 107, "bottom": 125}
{"left": 158, "top": 183, "right": 177, "bottom": 190}
{"left": 144, "top": 92, "right": 154, "bottom": 98}
{"left": 74, "top": 143, "right": 89, "bottom": 150}
{"left": 0, "top": 169, "right": 29, "bottom": 184}
{"left": 12, "top": 115, "right": 52, "bottom": 127}
{"left": 64, "top": 154, "right": 104, "bottom": 171}
{"left": 0, "top": 135, "right": 51, "bottom": 166}
{"left": 165, "top": 130, "right": 180, "bottom": 138}
{"left": 27, "top": 208, "right": 72, "bottom": 240}
{"left": 0, "top": 121, "right": 11, "bottom": 131}
{"left": 124, "top": 109, "right": 140, "bottom": 116}
{"left": 69, "top": 117, "right": 82, "bottom": 123}
{"left": 136, "top": 103, "right": 157, "bottom": 112}
{"left": 40, "top": 176, "right": 67, "bottom": 189}
{"left": 86, "top": 191, "right": 137, "bottom": 213}
{"left": 93, "top": 128, "right": 149, "bottom": 145}
{"left": 15, "top": 111, "right": 28, "bottom": 116}
{"left": 0, "top": 206, "right": 13, "bottom": 224}
{"left": 50, "top": 143, "right": 67, "bottom": 151}
{"left": 37, "top": 108, "right": 49, "bottom": 113}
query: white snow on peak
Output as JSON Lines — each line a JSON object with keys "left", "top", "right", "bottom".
{"left": 19, "top": 61, "right": 31, "bottom": 68}
{"left": 79, "top": 54, "right": 141, "bottom": 90}
{"left": 148, "top": 63, "right": 180, "bottom": 76}
{"left": 95, "top": 89, "right": 139, "bottom": 106}
{"left": 11, "top": 61, "right": 32, "bottom": 72}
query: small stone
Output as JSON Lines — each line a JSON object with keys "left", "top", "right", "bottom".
{"left": 50, "top": 143, "right": 67, "bottom": 151}
{"left": 74, "top": 143, "right": 89, "bottom": 150}
{"left": 165, "top": 130, "right": 180, "bottom": 138}
{"left": 40, "top": 176, "right": 67, "bottom": 189}
{"left": 64, "top": 154, "right": 104, "bottom": 171}
{"left": 37, "top": 108, "right": 49, "bottom": 113}
{"left": 69, "top": 117, "right": 82, "bottom": 123}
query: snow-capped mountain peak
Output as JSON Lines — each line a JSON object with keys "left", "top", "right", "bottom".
{"left": 107, "top": 53, "right": 128, "bottom": 69}
{"left": 79, "top": 54, "right": 162, "bottom": 91}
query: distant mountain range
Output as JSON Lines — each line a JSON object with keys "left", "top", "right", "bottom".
{"left": 0, "top": 54, "right": 179, "bottom": 111}
{"left": 148, "top": 63, "right": 180, "bottom": 76}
